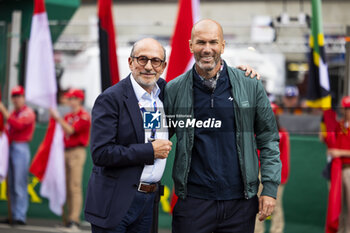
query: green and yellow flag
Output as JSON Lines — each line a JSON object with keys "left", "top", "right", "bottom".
{"left": 306, "top": 0, "right": 331, "bottom": 109}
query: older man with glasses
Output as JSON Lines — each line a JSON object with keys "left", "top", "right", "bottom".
{"left": 84, "top": 38, "right": 172, "bottom": 233}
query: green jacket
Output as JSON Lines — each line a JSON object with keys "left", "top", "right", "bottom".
{"left": 164, "top": 66, "right": 281, "bottom": 200}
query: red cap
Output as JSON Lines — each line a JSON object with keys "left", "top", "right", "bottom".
{"left": 342, "top": 96, "right": 350, "bottom": 108}
{"left": 271, "top": 103, "right": 279, "bottom": 115}
{"left": 64, "top": 88, "right": 84, "bottom": 100}
{"left": 11, "top": 86, "right": 25, "bottom": 96}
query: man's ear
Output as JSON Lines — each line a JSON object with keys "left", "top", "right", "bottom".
{"left": 221, "top": 40, "right": 226, "bottom": 54}
{"left": 189, "top": 40, "right": 193, "bottom": 53}
{"left": 128, "top": 57, "right": 133, "bottom": 68}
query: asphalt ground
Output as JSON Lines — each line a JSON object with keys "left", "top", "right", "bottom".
{"left": 0, "top": 218, "right": 171, "bottom": 233}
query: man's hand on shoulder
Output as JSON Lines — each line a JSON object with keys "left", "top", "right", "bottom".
{"left": 236, "top": 65, "right": 261, "bottom": 80}
{"left": 152, "top": 139, "right": 172, "bottom": 159}
{"left": 258, "top": 195, "right": 276, "bottom": 221}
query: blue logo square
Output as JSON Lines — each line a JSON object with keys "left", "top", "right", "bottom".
{"left": 143, "top": 110, "right": 161, "bottom": 129}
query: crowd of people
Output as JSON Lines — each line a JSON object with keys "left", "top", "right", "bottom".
{"left": 0, "top": 87, "right": 91, "bottom": 232}
{"left": 0, "top": 18, "right": 349, "bottom": 233}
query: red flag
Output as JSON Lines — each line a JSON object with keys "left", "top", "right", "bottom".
{"left": 98, "top": 0, "right": 120, "bottom": 91}
{"left": 26, "top": 0, "right": 66, "bottom": 215}
{"left": 29, "top": 118, "right": 56, "bottom": 180}
{"left": 166, "top": 0, "right": 200, "bottom": 82}
{"left": 322, "top": 109, "right": 350, "bottom": 232}
{"left": 326, "top": 158, "right": 344, "bottom": 233}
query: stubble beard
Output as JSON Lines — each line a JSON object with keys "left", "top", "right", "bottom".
{"left": 135, "top": 75, "right": 158, "bottom": 90}
{"left": 194, "top": 53, "right": 221, "bottom": 73}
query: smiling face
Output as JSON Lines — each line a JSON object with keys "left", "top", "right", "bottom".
{"left": 189, "top": 19, "right": 225, "bottom": 74}
{"left": 128, "top": 38, "right": 167, "bottom": 92}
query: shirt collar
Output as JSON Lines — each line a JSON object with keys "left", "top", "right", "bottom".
{"left": 130, "top": 74, "right": 160, "bottom": 102}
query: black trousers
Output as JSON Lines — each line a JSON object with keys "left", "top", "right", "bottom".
{"left": 151, "top": 184, "right": 164, "bottom": 233}
{"left": 172, "top": 195, "right": 259, "bottom": 233}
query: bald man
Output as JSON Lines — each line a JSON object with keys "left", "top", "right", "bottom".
{"left": 164, "top": 19, "right": 281, "bottom": 233}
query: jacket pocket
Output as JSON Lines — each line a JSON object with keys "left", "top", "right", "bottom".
{"left": 85, "top": 173, "right": 117, "bottom": 218}
{"left": 248, "top": 180, "right": 259, "bottom": 191}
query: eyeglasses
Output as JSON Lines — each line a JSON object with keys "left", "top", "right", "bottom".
{"left": 131, "top": 56, "right": 164, "bottom": 68}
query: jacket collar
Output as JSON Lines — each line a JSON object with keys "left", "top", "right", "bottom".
{"left": 122, "top": 75, "right": 145, "bottom": 143}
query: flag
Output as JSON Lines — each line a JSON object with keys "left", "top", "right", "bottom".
{"left": 326, "top": 157, "right": 348, "bottom": 233}
{"left": 166, "top": 0, "right": 200, "bottom": 82}
{"left": 322, "top": 109, "right": 344, "bottom": 233}
{"left": 0, "top": 132, "right": 9, "bottom": 182}
{"left": 306, "top": 0, "right": 331, "bottom": 109}
{"left": 0, "top": 132, "right": 9, "bottom": 183}
{"left": 0, "top": 86, "right": 9, "bottom": 182}
{"left": 0, "top": 111, "right": 3, "bottom": 133}
{"left": 0, "top": 86, "right": 4, "bottom": 134}
{"left": 98, "top": 0, "right": 120, "bottom": 91}
{"left": 30, "top": 118, "right": 65, "bottom": 214}
{"left": 25, "top": 0, "right": 65, "bottom": 216}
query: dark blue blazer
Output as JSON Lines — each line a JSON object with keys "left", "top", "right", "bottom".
{"left": 84, "top": 75, "right": 166, "bottom": 228}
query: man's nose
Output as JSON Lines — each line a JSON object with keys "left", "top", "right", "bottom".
{"left": 203, "top": 43, "right": 211, "bottom": 53}
{"left": 144, "top": 59, "right": 153, "bottom": 70}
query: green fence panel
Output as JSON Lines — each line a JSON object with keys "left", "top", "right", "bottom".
{"left": 282, "top": 135, "right": 328, "bottom": 233}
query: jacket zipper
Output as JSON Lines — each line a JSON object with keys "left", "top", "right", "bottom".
{"left": 232, "top": 93, "right": 249, "bottom": 199}
{"left": 184, "top": 84, "right": 195, "bottom": 198}
{"left": 211, "top": 92, "right": 214, "bottom": 108}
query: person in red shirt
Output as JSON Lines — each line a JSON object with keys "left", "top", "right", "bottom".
{"left": 0, "top": 86, "right": 36, "bottom": 225}
{"left": 325, "top": 96, "right": 350, "bottom": 233}
{"left": 255, "top": 103, "right": 290, "bottom": 233}
{"left": 50, "top": 88, "right": 90, "bottom": 231}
